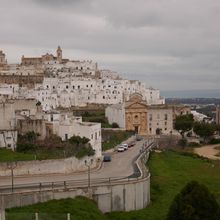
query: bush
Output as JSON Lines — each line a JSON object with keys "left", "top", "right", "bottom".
{"left": 111, "top": 122, "right": 119, "bottom": 128}
{"left": 16, "top": 143, "right": 36, "bottom": 153}
{"left": 187, "top": 142, "right": 201, "bottom": 147}
{"left": 209, "top": 138, "right": 220, "bottom": 145}
{"left": 75, "top": 146, "right": 95, "bottom": 159}
{"left": 166, "top": 181, "right": 220, "bottom": 220}
{"left": 69, "top": 136, "right": 90, "bottom": 145}
{"left": 178, "top": 138, "right": 187, "bottom": 148}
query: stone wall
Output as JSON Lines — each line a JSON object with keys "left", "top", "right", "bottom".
{"left": 0, "top": 155, "right": 98, "bottom": 176}
{"left": 0, "top": 75, "right": 43, "bottom": 87}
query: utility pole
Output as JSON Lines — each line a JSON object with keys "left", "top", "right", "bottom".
{"left": 7, "top": 161, "right": 17, "bottom": 193}
{"left": 84, "top": 158, "right": 93, "bottom": 188}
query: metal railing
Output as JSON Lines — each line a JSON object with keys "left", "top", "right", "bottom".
{"left": 0, "top": 140, "right": 155, "bottom": 195}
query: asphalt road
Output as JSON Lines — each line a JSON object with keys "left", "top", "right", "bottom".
{"left": 0, "top": 137, "right": 148, "bottom": 191}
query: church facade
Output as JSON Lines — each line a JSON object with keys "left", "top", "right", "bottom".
{"left": 106, "top": 93, "right": 173, "bottom": 136}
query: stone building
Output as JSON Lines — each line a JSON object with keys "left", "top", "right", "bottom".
{"left": 106, "top": 93, "right": 173, "bottom": 136}
{"left": 0, "top": 50, "right": 7, "bottom": 68}
{"left": 21, "top": 46, "right": 67, "bottom": 66}
{"left": 216, "top": 106, "right": 220, "bottom": 124}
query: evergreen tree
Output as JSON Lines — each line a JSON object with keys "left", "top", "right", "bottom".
{"left": 166, "top": 181, "right": 220, "bottom": 220}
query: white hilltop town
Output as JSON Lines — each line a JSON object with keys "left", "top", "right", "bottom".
{"left": 1, "top": 46, "right": 220, "bottom": 218}
{"left": 0, "top": 46, "right": 194, "bottom": 158}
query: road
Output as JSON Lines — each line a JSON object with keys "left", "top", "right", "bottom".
{"left": 0, "top": 137, "right": 148, "bottom": 191}
{"left": 194, "top": 144, "right": 220, "bottom": 160}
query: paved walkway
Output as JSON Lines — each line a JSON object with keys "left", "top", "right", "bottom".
{"left": 194, "top": 144, "right": 220, "bottom": 160}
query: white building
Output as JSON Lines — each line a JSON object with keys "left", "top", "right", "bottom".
{"left": 45, "top": 112, "right": 102, "bottom": 158}
{"left": 0, "top": 129, "right": 17, "bottom": 150}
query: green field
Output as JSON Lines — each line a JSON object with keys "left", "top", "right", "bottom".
{"left": 6, "top": 150, "right": 220, "bottom": 220}
{"left": 0, "top": 148, "right": 35, "bottom": 162}
{"left": 108, "top": 151, "right": 220, "bottom": 220}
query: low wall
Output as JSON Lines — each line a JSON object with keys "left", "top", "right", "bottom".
{"left": 0, "top": 175, "right": 150, "bottom": 215}
{"left": 0, "top": 142, "right": 154, "bottom": 219}
{"left": 0, "top": 156, "right": 98, "bottom": 177}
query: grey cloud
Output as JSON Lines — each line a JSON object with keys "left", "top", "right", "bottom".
{"left": 0, "top": 0, "right": 220, "bottom": 91}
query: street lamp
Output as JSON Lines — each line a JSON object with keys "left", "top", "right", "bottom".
{"left": 7, "top": 161, "right": 17, "bottom": 193}
{"left": 84, "top": 158, "right": 93, "bottom": 188}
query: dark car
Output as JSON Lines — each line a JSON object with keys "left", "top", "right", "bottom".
{"left": 136, "top": 135, "right": 143, "bottom": 141}
{"left": 103, "top": 155, "right": 112, "bottom": 162}
{"left": 128, "top": 141, "right": 135, "bottom": 147}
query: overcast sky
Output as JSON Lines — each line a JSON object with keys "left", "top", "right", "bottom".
{"left": 1, "top": 0, "right": 220, "bottom": 91}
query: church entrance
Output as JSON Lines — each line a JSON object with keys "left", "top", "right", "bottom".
{"left": 134, "top": 126, "right": 139, "bottom": 134}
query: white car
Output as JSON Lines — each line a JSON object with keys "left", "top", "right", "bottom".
{"left": 117, "top": 146, "right": 125, "bottom": 152}
{"left": 121, "top": 143, "right": 128, "bottom": 150}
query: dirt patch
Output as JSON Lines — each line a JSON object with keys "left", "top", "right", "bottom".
{"left": 194, "top": 144, "right": 220, "bottom": 160}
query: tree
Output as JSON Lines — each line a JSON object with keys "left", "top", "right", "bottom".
{"left": 69, "top": 136, "right": 90, "bottom": 145}
{"left": 112, "top": 122, "right": 119, "bottom": 128}
{"left": 166, "top": 181, "right": 220, "bottom": 220}
{"left": 174, "top": 114, "right": 194, "bottom": 138}
{"left": 193, "top": 122, "right": 215, "bottom": 143}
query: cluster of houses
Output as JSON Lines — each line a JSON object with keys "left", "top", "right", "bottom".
{"left": 2, "top": 46, "right": 219, "bottom": 157}
{"left": 0, "top": 99, "right": 102, "bottom": 157}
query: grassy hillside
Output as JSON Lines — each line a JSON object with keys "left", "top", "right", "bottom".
{"left": 108, "top": 151, "right": 220, "bottom": 220}
{"left": 0, "top": 148, "right": 35, "bottom": 162}
{"left": 6, "top": 196, "right": 107, "bottom": 220}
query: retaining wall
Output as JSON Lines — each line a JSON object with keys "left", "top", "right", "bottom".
{"left": 0, "top": 175, "right": 150, "bottom": 217}
{"left": 0, "top": 155, "right": 98, "bottom": 176}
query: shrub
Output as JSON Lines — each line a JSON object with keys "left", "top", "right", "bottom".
{"left": 209, "top": 138, "right": 220, "bottom": 145}
{"left": 187, "top": 142, "right": 201, "bottom": 147}
{"left": 166, "top": 181, "right": 220, "bottom": 220}
{"left": 178, "top": 138, "right": 187, "bottom": 148}
{"left": 111, "top": 122, "right": 119, "bottom": 128}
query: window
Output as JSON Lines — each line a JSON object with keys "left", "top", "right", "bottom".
{"left": 95, "top": 132, "right": 97, "bottom": 140}
{"left": 164, "top": 114, "right": 168, "bottom": 120}
{"left": 149, "top": 114, "right": 152, "bottom": 121}
{"left": 165, "top": 121, "right": 167, "bottom": 126}
{"left": 91, "top": 134, "right": 93, "bottom": 139}
{"left": 65, "top": 134, "right": 68, "bottom": 141}
{"left": 66, "top": 85, "right": 68, "bottom": 89}
{"left": 78, "top": 85, "right": 80, "bottom": 89}
{"left": 73, "top": 86, "right": 75, "bottom": 89}
{"left": 103, "top": 96, "right": 105, "bottom": 99}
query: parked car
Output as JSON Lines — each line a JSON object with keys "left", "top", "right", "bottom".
{"left": 117, "top": 146, "right": 125, "bottom": 152}
{"left": 103, "top": 155, "right": 112, "bottom": 162}
{"left": 128, "top": 141, "right": 135, "bottom": 148}
{"left": 136, "top": 135, "right": 143, "bottom": 141}
{"left": 121, "top": 143, "right": 128, "bottom": 150}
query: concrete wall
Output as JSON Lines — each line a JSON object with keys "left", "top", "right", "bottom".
{"left": 0, "top": 155, "right": 98, "bottom": 177}
{"left": 0, "top": 175, "right": 150, "bottom": 214}
{"left": 0, "top": 143, "right": 153, "bottom": 218}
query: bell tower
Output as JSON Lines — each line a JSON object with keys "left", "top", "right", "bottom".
{"left": 56, "top": 46, "right": 62, "bottom": 63}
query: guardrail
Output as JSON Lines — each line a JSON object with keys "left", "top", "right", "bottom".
{"left": 0, "top": 139, "right": 156, "bottom": 195}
